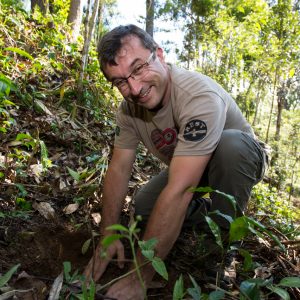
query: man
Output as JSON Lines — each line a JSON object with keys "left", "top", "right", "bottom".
{"left": 84, "top": 24, "right": 266, "bottom": 299}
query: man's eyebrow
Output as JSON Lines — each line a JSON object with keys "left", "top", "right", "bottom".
{"left": 110, "top": 57, "right": 144, "bottom": 81}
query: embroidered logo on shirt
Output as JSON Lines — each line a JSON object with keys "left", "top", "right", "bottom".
{"left": 183, "top": 120, "right": 207, "bottom": 141}
{"left": 151, "top": 128, "right": 177, "bottom": 161}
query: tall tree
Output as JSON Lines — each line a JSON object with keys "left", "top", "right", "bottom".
{"left": 31, "top": 0, "right": 48, "bottom": 14}
{"left": 271, "top": 0, "right": 299, "bottom": 144}
{"left": 146, "top": 0, "right": 155, "bottom": 37}
{"left": 67, "top": 0, "right": 83, "bottom": 42}
{"left": 78, "top": 0, "right": 101, "bottom": 94}
{"left": 95, "top": 0, "right": 105, "bottom": 44}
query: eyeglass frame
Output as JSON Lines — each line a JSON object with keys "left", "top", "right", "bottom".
{"left": 110, "top": 52, "right": 155, "bottom": 91}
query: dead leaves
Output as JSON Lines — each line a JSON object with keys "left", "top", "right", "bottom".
{"left": 32, "top": 201, "right": 56, "bottom": 220}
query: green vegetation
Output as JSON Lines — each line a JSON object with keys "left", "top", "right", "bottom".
{"left": 0, "top": 0, "right": 299, "bottom": 299}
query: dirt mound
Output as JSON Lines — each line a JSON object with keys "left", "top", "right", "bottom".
{"left": 0, "top": 221, "right": 92, "bottom": 279}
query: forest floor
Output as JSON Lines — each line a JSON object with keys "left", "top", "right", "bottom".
{"left": 0, "top": 103, "right": 299, "bottom": 300}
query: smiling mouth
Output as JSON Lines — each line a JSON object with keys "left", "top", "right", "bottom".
{"left": 128, "top": 86, "right": 152, "bottom": 104}
{"left": 140, "top": 86, "right": 151, "bottom": 99}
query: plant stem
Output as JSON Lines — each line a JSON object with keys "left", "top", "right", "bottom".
{"left": 129, "top": 232, "right": 147, "bottom": 298}
{"left": 96, "top": 262, "right": 149, "bottom": 292}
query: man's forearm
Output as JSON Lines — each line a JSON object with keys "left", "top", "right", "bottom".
{"left": 100, "top": 166, "right": 131, "bottom": 235}
{"left": 137, "top": 185, "right": 193, "bottom": 284}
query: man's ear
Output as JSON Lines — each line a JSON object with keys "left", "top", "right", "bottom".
{"left": 156, "top": 47, "right": 165, "bottom": 61}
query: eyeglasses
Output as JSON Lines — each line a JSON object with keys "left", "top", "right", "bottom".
{"left": 111, "top": 52, "right": 155, "bottom": 91}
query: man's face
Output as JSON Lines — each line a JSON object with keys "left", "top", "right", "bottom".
{"left": 104, "top": 35, "right": 170, "bottom": 110}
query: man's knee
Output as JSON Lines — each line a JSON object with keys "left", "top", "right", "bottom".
{"left": 134, "top": 169, "right": 169, "bottom": 218}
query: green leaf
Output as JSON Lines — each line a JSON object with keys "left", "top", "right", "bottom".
{"left": 138, "top": 238, "right": 158, "bottom": 251}
{"left": 40, "top": 140, "right": 51, "bottom": 169}
{"left": 205, "top": 216, "right": 223, "bottom": 249}
{"left": 0, "top": 74, "right": 17, "bottom": 95}
{"left": 16, "top": 133, "right": 33, "bottom": 141}
{"left": 279, "top": 277, "right": 300, "bottom": 288}
{"left": 106, "top": 224, "right": 129, "bottom": 232}
{"left": 129, "top": 220, "right": 138, "bottom": 233}
{"left": 15, "top": 197, "right": 31, "bottom": 210}
{"left": 240, "top": 280, "right": 260, "bottom": 300}
{"left": 187, "top": 274, "right": 201, "bottom": 299}
{"left": 208, "top": 290, "right": 225, "bottom": 300}
{"left": 5, "top": 47, "right": 34, "bottom": 60}
{"left": 267, "top": 285, "right": 290, "bottom": 300}
{"left": 246, "top": 217, "right": 285, "bottom": 251}
{"left": 215, "top": 190, "right": 236, "bottom": 212}
{"left": 81, "top": 238, "right": 91, "bottom": 255}
{"left": 187, "top": 288, "right": 201, "bottom": 300}
{"left": 190, "top": 186, "right": 236, "bottom": 212}
{"left": 236, "top": 5, "right": 245, "bottom": 13}
{"left": 141, "top": 249, "right": 154, "bottom": 260}
{"left": 63, "top": 261, "right": 72, "bottom": 282}
{"left": 189, "top": 186, "right": 214, "bottom": 194}
{"left": 239, "top": 249, "right": 253, "bottom": 271}
{"left": 152, "top": 257, "right": 168, "bottom": 281}
{"left": 0, "top": 264, "right": 20, "bottom": 288}
{"left": 173, "top": 274, "right": 184, "bottom": 300}
{"left": 2, "top": 99, "right": 16, "bottom": 106}
{"left": 289, "top": 68, "right": 295, "bottom": 78}
{"left": 15, "top": 183, "right": 28, "bottom": 197}
{"left": 67, "top": 167, "right": 80, "bottom": 181}
{"left": 229, "top": 216, "right": 249, "bottom": 243}
{"left": 210, "top": 210, "right": 234, "bottom": 224}
{"left": 101, "top": 234, "right": 123, "bottom": 248}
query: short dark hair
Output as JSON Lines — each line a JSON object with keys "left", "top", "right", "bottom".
{"left": 97, "top": 24, "right": 158, "bottom": 72}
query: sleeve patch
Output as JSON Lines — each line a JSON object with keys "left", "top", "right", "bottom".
{"left": 183, "top": 120, "right": 207, "bottom": 141}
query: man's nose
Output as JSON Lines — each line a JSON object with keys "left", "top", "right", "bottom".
{"left": 127, "top": 77, "right": 142, "bottom": 95}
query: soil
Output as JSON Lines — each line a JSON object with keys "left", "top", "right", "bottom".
{"left": 0, "top": 207, "right": 299, "bottom": 299}
{"left": 0, "top": 107, "right": 299, "bottom": 300}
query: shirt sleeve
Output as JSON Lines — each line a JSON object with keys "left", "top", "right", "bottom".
{"left": 114, "top": 101, "right": 140, "bottom": 150}
{"left": 174, "top": 91, "right": 227, "bottom": 156}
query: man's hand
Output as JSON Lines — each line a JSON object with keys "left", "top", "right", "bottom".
{"left": 105, "top": 274, "right": 146, "bottom": 300}
{"left": 83, "top": 239, "right": 125, "bottom": 283}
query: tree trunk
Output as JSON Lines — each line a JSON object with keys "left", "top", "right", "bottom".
{"left": 78, "top": 0, "right": 100, "bottom": 94}
{"left": 146, "top": 0, "right": 154, "bottom": 37}
{"left": 31, "top": 0, "right": 48, "bottom": 14}
{"left": 265, "top": 68, "right": 279, "bottom": 144}
{"left": 95, "top": 0, "right": 104, "bottom": 45}
{"left": 275, "top": 83, "right": 286, "bottom": 142}
{"left": 67, "top": 0, "right": 83, "bottom": 42}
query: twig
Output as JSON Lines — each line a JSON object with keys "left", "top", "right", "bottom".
{"left": 0, "top": 288, "right": 36, "bottom": 300}
{"left": 277, "top": 255, "right": 298, "bottom": 273}
{"left": 281, "top": 240, "right": 300, "bottom": 245}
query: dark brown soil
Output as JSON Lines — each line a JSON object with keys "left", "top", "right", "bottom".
{"left": 1, "top": 209, "right": 299, "bottom": 299}
{"left": 0, "top": 106, "right": 299, "bottom": 300}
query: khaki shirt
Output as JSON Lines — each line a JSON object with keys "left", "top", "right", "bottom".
{"left": 114, "top": 65, "right": 254, "bottom": 165}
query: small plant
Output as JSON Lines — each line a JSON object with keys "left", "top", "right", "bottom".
{"left": 0, "top": 73, "right": 17, "bottom": 133}
{"left": 190, "top": 186, "right": 300, "bottom": 299}
{"left": 48, "top": 261, "right": 96, "bottom": 300}
{"left": 239, "top": 277, "right": 300, "bottom": 300}
{"left": 172, "top": 274, "right": 225, "bottom": 300}
{"left": 99, "top": 216, "right": 168, "bottom": 297}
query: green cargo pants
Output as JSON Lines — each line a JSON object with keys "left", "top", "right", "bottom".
{"left": 134, "top": 129, "right": 267, "bottom": 230}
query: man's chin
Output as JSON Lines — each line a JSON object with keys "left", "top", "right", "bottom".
{"left": 148, "top": 101, "right": 163, "bottom": 112}
{"left": 125, "top": 96, "right": 164, "bottom": 112}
